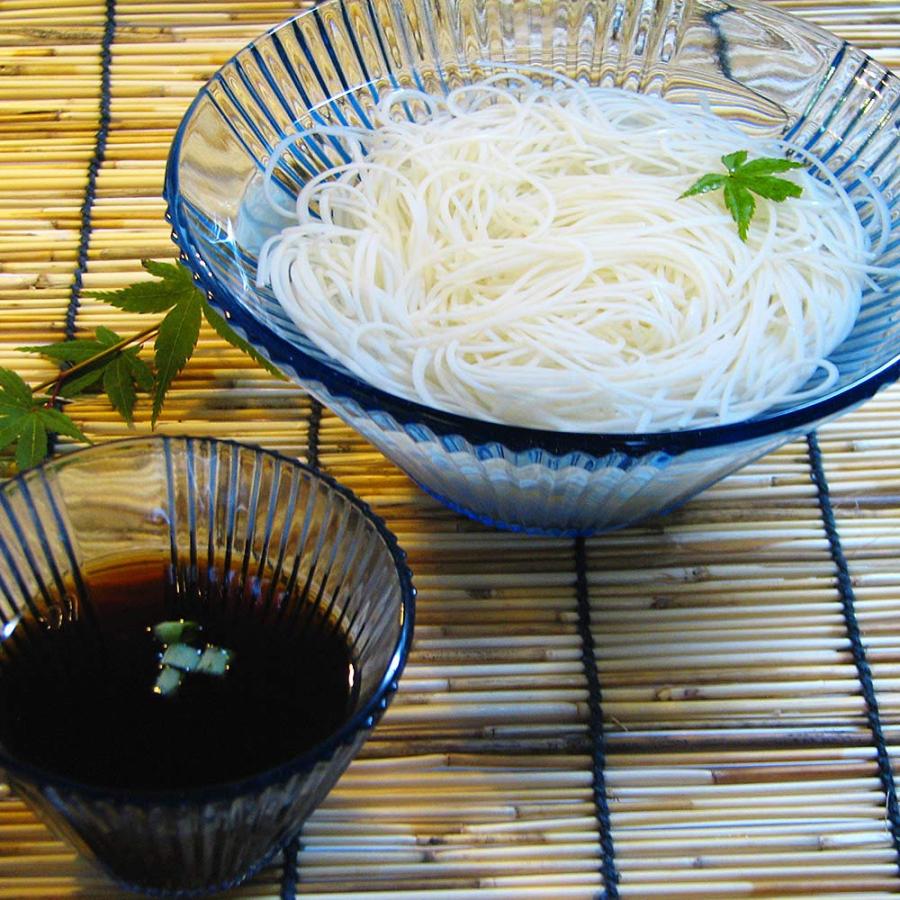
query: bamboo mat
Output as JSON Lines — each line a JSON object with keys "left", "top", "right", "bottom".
{"left": 1, "top": 0, "right": 899, "bottom": 897}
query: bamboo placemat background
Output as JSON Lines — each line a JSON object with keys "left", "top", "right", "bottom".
{"left": 1, "top": 0, "right": 899, "bottom": 897}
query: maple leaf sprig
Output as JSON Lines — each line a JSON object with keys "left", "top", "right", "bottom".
{"left": 0, "top": 260, "right": 281, "bottom": 473}
{"left": 0, "top": 370, "right": 89, "bottom": 471}
{"left": 679, "top": 150, "right": 805, "bottom": 241}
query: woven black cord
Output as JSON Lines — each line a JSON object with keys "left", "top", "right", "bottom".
{"left": 306, "top": 399, "right": 323, "bottom": 469}
{"left": 280, "top": 404, "right": 320, "bottom": 898}
{"left": 807, "top": 431, "right": 900, "bottom": 867}
{"left": 575, "top": 536, "right": 620, "bottom": 899}
{"left": 47, "top": 0, "right": 116, "bottom": 454}
{"left": 66, "top": 0, "right": 115, "bottom": 339}
{"left": 280, "top": 837, "right": 301, "bottom": 900}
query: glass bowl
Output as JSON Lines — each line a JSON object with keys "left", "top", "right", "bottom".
{"left": 0, "top": 436, "right": 414, "bottom": 896}
{"left": 164, "top": 0, "right": 900, "bottom": 536}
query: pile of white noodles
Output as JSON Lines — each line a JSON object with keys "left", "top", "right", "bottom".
{"left": 257, "top": 72, "right": 874, "bottom": 432}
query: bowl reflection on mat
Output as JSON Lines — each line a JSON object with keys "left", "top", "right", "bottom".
{"left": 0, "top": 436, "right": 414, "bottom": 896}
{"left": 165, "top": 0, "right": 900, "bottom": 536}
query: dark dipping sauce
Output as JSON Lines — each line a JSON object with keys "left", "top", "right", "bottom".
{"left": 0, "top": 555, "right": 357, "bottom": 791}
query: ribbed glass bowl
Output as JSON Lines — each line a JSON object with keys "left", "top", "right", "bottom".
{"left": 0, "top": 436, "right": 414, "bottom": 896}
{"left": 164, "top": 0, "right": 900, "bottom": 536}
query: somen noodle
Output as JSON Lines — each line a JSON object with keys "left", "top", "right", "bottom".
{"left": 257, "top": 73, "right": 876, "bottom": 433}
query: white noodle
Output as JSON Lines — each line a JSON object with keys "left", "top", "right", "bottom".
{"left": 257, "top": 76, "right": 875, "bottom": 433}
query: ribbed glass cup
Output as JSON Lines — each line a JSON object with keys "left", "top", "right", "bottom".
{"left": 0, "top": 436, "right": 414, "bottom": 896}
{"left": 165, "top": 0, "right": 900, "bottom": 535}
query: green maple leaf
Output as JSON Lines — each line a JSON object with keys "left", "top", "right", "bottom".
{"left": 0, "top": 369, "right": 34, "bottom": 409}
{"left": 739, "top": 175, "right": 803, "bottom": 203}
{"left": 136, "top": 259, "right": 284, "bottom": 379}
{"left": 18, "top": 339, "right": 108, "bottom": 364}
{"left": 678, "top": 173, "right": 727, "bottom": 197}
{"left": 141, "top": 258, "right": 182, "bottom": 281}
{"left": 20, "top": 326, "right": 154, "bottom": 417}
{"left": 56, "top": 367, "right": 106, "bottom": 399}
{"left": 201, "top": 301, "right": 283, "bottom": 379}
{"left": 0, "top": 368, "right": 90, "bottom": 474}
{"left": 153, "top": 288, "right": 202, "bottom": 426}
{"left": 33, "top": 408, "right": 89, "bottom": 444}
{"left": 21, "top": 328, "right": 118, "bottom": 395}
{"left": 0, "top": 373, "right": 37, "bottom": 462}
{"left": 87, "top": 260, "right": 195, "bottom": 314}
{"left": 1, "top": 258, "right": 284, "bottom": 467}
{"left": 738, "top": 157, "right": 807, "bottom": 177}
{"left": 91, "top": 259, "right": 283, "bottom": 423}
{"left": 95, "top": 326, "right": 120, "bottom": 346}
{"left": 14, "top": 414, "right": 47, "bottom": 471}
{"left": 723, "top": 180, "right": 756, "bottom": 243}
{"left": 0, "top": 411, "right": 26, "bottom": 452}
{"left": 721, "top": 150, "right": 749, "bottom": 172}
{"left": 0, "top": 367, "right": 90, "bottom": 473}
{"left": 103, "top": 355, "right": 138, "bottom": 425}
{"left": 680, "top": 150, "right": 805, "bottom": 241}
{"left": 125, "top": 349, "right": 154, "bottom": 392}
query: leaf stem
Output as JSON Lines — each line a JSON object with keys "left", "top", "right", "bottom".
{"left": 47, "top": 377, "right": 63, "bottom": 407}
{"left": 33, "top": 323, "right": 160, "bottom": 395}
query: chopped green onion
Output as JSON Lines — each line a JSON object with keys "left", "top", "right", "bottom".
{"left": 161, "top": 642, "right": 202, "bottom": 672}
{"left": 154, "top": 666, "right": 184, "bottom": 697}
{"left": 150, "top": 619, "right": 234, "bottom": 697}
{"left": 197, "top": 645, "right": 233, "bottom": 676}
{"left": 152, "top": 619, "right": 200, "bottom": 645}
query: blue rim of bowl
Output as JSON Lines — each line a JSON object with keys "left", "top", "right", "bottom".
{"left": 163, "top": 0, "right": 900, "bottom": 459}
{"left": 0, "top": 434, "right": 416, "bottom": 806}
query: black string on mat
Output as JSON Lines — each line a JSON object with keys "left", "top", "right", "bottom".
{"left": 807, "top": 431, "right": 900, "bottom": 870}
{"left": 66, "top": 0, "right": 115, "bottom": 340}
{"left": 575, "top": 536, "right": 621, "bottom": 899}
{"left": 306, "top": 399, "right": 323, "bottom": 470}
{"left": 47, "top": 0, "right": 117, "bottom": 455}
{"left": 279, "top": 403, "right": 323, "bottom": 897}
{"left": 281, "top": 836, "right": 301, "bottom": 900}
